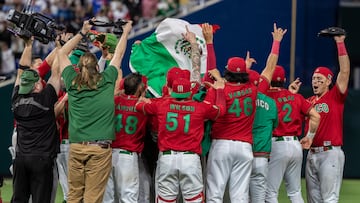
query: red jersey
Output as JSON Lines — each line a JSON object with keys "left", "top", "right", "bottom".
{"left": 136, "top": 98, "right": 222, "bottom": 154}
{"left": 266, "top": 88, "right": 312, "bottom": 136}
{"left": 57, "top": 91, "right": 69, "bottom": 140}
{"left": 112, "top": 94, "right": 148, "bottom": 153}
{"left": 205, "top": 82, "right": 258, "bottom": 143}
{"left": 306, "top": 85, "right": 347, "bottom": 147}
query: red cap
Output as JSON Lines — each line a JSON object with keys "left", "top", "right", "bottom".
{"left": 313, "top": 66, "right": 334, "bottom": 81}
{"left": 226, "top": 57, "right": 246, "bottom": 73}
{"left": 272, "top": 65, "right": 286, "bottom": 82}
{"left": 248, "top": 69, "right": 260, "bottom": 85}
{"left": 171, "top": 78, "right": 191, "bottom": 99}
{"left": 167, "top": 67, "right": 188, "bottom": 88}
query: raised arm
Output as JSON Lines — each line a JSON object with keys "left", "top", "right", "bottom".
{"left": 182, "top": 25, "right": 201, "bottom": 84}
{"left": 58, "top": 19, "right": 93, "bottom": 74}
{"left": 202, "top": 23, "right": 217, "bottom": 83}
{"left": 109, "top": 21, "right": 133, "bottom": 80}
{"left": 15, "top": 38, "right": 33, "bottom": 86}
{"left": 47, "top": 44, "right": 61, "bottom": 95}
{"left": 260, "top": 23, "right": 287, "bottom": 82}
{"left": 334, "top": 35, "right": 350, "bottom": 94}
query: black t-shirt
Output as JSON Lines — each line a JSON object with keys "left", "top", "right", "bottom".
{"left": 12, "top": 84, "right": 59, "bottom": 158}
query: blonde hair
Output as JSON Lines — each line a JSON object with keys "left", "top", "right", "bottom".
{"left": 72, "top": 52, "right": 102, "bottom": 91}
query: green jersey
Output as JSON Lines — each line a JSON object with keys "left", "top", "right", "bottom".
{"left": 62, "top": 65, "right": 118, "bottom": 143}
{"left": 252, "top": 92, "right": 278, "bottom": 156}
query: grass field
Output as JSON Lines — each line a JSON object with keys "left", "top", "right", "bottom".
{"left": 1, "top": 178, "right": 360, "bottom": 202}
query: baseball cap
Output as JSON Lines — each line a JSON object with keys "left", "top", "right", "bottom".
{"left": 313, "top": 66, "right": 334, "bottom": 81}
{"left": 271, "top": 65, "right": 286, "bottom": 82}
{"left": 19, "top": 69, "right": 39, "bottom": 94}
{"left": 248, "top": 69, "right": 260, "bottom": 85}
{"left": 104, "top": 33, "right": 118, "bottom": 53}
{"left": 225, "top": 57, "right": 246, "bottom": 73}
{"left": 171, "top": 78, "right": 191, "bottom": 99}
{"left": 166, "top": 67, "right": 188, "bottom": 88}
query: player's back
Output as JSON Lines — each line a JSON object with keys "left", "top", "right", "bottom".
{"left": 209, "top": 82, "right": 258, "bottom": 143}
{"left": 112, "top": 93, "right": 148, "bottom": 153}
{"left": 156, "top": 98, "right": 221, "bottom": 155}
{"left": 266, "top": 88, "right": 312, "bottom": 136}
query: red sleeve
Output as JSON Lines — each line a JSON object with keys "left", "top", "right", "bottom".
{"left": 333, "top": 83, "right": 348, "bottom": 103}
{"left": 257, "top": 75, "right": 270, "bottom": 93}
{"left": 215, "top": 89, "right": 226, "bottom": 117}
{"left": 204, "top": 87, "right": 216, "bottom": 104}
{"left": 38, "top": 60, "right": 51, "bottom": 79}
{"left": 135, "top": 101, "right": 157, "bottom": 115}
{"left": 299, "top": 94, "right": 313, "bottom": 115}
{"left": 203, "top": 43, "right": 216, "bottom": 83}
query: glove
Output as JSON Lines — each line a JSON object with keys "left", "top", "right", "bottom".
{"left": 318, "top": 27, "right": 346, "bottom": 37}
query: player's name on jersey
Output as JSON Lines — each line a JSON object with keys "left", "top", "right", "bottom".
{"left": 256, "top": 98, "right": 270, "bottom": 110}
{"left": 228, "top": 88, "right": 253, "bottom": 99}
{"left": 276, "top": 95, "right": 295, "bottom": 103}
{"left": 116, "top": 104, "right": 137, "bottom": 112}
{"left": 170, "top": 104, "right": 195, "bottom": 112}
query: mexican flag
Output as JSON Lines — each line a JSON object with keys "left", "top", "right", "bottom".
{"left": 129, "top": 18, "right": 208, "bottom": 98}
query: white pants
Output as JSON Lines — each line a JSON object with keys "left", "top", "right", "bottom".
{"left": 206, "top": 139, "right": 253, "bottom": 203}
{"left": 266, "top": 138, "right": 304, "bottom": 203}
{"left": 156, "top": 151, "right": 203, "bottom": 203}
{"left": 103, "top": 148, "right": 140, "bottom": 203}
{"left": 56, "top": 140, "right": 70, "bottom": 201}
{"left": 249, "top": 157, "right": 269, "bottom": 203}
{"left": 305, "top": 147, "right": 344, "bottom": 203}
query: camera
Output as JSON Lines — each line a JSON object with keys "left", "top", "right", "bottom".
{"left": 6, "top": 9, "right": 64, "bottom": 44}
{"left": 89, "top": 19, "right": 128, "bottom": 36}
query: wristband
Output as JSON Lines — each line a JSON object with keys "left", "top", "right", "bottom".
{"left": 337, "top": 42, "right": 347, "bottom": 56}
{"left": 19, "top": 65, "right": 30, "bottom": 70}
{"left": 306, "top": 132, "right": 315, "bottom": 139}
{"left": 271, "top": 40, "right": 280, "bottom": 55}
{"left": 79, "top": 31, "right": 87, "bottom": 38}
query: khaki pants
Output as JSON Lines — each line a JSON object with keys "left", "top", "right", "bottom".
{"left": 67, "top": 143, "right": 112, "bottom": 203}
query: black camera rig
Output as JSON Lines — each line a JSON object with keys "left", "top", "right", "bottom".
{"left": 89, "top": 19, "right": 128, "bottom": 36}
{"left": 6, "top": 0, "right": 65, "bottom": 44}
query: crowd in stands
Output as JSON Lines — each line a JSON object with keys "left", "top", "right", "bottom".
{"left": 0, "top": 0, "right": 205, "bottom": 81}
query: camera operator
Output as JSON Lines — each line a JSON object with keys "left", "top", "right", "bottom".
{"left": 58, "top": 18, "right": 132, "bottom": 202}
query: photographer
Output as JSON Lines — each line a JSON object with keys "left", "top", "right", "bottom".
{"left": 11, "top": 36, "right": 61, "bottom": 202}
{"left": 58, "top": 18, "right": 132, "bottom": 202}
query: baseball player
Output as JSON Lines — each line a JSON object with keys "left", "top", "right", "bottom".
{"left": 248, "top": 69, "right": 278, "bottom": 203}
{"left": 136, "top": 77, "right": 225, "bottom": 203}
{"left": 205, "top": 23, "right": 286, "bottom": 203}
{"left": 103, "top": 73, "right": 148, "bottom": 203}
{"left": 265, "top": 65, "right": 320, "bottom": 203}
{"left": 303, "top": 35, "right": 350, "bottom": 202}
{"left": 55, "top": 90, "right": 70, "bottom": 203}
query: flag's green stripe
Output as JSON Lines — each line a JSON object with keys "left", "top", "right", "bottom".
{"left": 130, "top": 32, "right": 179, "bottom": 97}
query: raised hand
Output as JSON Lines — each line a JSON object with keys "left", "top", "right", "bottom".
{"left": 272, "top": 23, "right": 287, "bottom": 42}
{"left": 245, "top": 51, "right": 257, "bottom": 69}
{"left": 288, "top": 77, "right": 302, "bottom": 94}
{"left": 123, "top": 20, "right": 133, "bottom": 35}
{"left": 182, "top": 25, "right": 197, "bottom": 44}
{"left": 202, "top": 23, "right": 213, "bottom": 44}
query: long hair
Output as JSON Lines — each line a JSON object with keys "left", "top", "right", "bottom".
{"left": 224, "top": 70, "right": 249, "bottom": 83}
{"left": 72, "top": 52, "right": 102, "bottom": 91}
